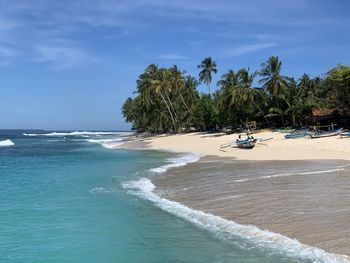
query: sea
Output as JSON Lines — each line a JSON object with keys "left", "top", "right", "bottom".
{"left": 0, "top": 130, "right": 346, "bottom": 263}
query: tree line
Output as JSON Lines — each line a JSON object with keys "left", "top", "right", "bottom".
{"left": 122, "top": 56, "right": 350, "bottom": 133}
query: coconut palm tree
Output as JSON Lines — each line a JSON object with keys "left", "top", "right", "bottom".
{"left": 217, "top": 70, "right": 238, "bottom": 90}
{"left": 184, "top": 76, "right": 199, "bottom": 106}
{"left": 259, "top": 56, "right": 290, "bottom": 126}
{"left": 152, "top": 69, "right": 178, "bottom": 131}
{"left": 259, "top": 56, "right": 290, "bottom": 100}
{"left": 168, "top": 65, "right": 191, "bottom": 112}
{"left": 136, "top": 64, "right": 159, "bottom": 109}
{"left": 198, "top": 57, "right": 217, "bottom": 95}
{"left": 237, "top": 68, "right": 269, "bottom": 123}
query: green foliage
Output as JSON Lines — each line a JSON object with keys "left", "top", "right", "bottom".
{"left": 122, "top": 57, "right": 349, "bottom": 133}
{"left": 325, "top": 65, "right": 350, "bottom": 115}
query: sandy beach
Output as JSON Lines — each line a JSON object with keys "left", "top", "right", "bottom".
{"left": 117, "top": 131, "right": 350, "bottom": 259}
{"left": 120, "top": 130, "right": 350, "bottom": 161}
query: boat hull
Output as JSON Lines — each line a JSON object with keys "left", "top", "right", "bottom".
{"left": 284, "top": 132, "right": 309, "bottom": 139}
{"left": 309, "top": 129, "right": 343, "bottom": 139}
{"left": 236, "top": 139, "right": 257, "bottom": 149}
{"left": 340, "top": 132, "right": 350, "bottom": 137}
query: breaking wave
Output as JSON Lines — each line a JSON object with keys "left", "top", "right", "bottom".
{"left": 23, "top": 131, "right": 133, "bottom": 137}
{"left": 86, "top": 138, "right": 125, "bottom": 149}
{"left": 149, "top": 153, "right": 202, "bottom": 173}
{"left": 0, "top": 139, "right": 15, "bottom": 147}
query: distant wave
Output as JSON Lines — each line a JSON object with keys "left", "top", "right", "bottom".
{"left": 0, "top": 139, "right": 15, "bottom": 147}
{"left": 23, "top": 131, "right": 133, "bottom": 137}
{"left": 86, "top": 138, "right": 125, "bottom": 149}
{"left": 122, "top": 177, "right": 350, "bottom": 263}
{"left": 149, "top": 153, "right": 202, "bottom": 173}
{"left": 235, "top": 167, "right": 345, "bottom": 183}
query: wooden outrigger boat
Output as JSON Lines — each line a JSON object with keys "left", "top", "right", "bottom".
{"left": 220, "top": 134, "right": 262, "bottom": 149}
{"left": 275, "top": 128, "right": 296, "bottom": 133}
{"left": 284, "top": 130, "right": 310, "bottom": 139}
{"left": 235, "top": 138, "right": 257, "bottom": 149}
{"left": 340, "top": 131, "right": 350, "bottom": 138}
{"left": 309, "top": 128, "right": 343, "bottom": 139}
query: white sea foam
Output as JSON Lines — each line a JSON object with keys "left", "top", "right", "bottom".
{"left": 337, "top": 163, "right": 350, "bottom": 169}
{"left": 235, "top": 168, "right": 345, "bottom": 183}
{"left": 122, "top": 177, "right": 350, "bottom": 263}
{"left": 23, "top": 131, "right": 133, "bottom": 137}
{"left": 89, "top": 187, "right": 113, "bottom": 194}
{"left": 0, "top": 139, "right": 15, "bottom": 147}
{"left": 149, "top": 153, "right": 202, "bottom": 173}
{"left": 86, "top": 138, "right": 125, "bottom": 149}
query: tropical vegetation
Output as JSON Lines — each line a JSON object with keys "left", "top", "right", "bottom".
{"left": 122, "top": 56, "right": 350, "bottom": 133}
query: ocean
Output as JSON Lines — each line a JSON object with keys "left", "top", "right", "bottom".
{"left": 0, "top": 130, "right": 345, "bottom": 263}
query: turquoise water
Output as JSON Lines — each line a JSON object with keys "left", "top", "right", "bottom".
{"left": 0, "top": 130, "right": 320, "bottom": 262}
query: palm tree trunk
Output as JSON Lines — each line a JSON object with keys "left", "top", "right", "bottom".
{"left": 159, "top": 92, "right": 177, "bottom": 132}
{"left": 164, "top": 89, "right": 179, "bottom": 124}
{"left": 252, "top": 100, "right": 269, "bottom": 125}
{"left": 275, "top": 96, "right": 286, "bottom": 127}
{"left": 178, "top": 89, "right": 191, "bottom": 113}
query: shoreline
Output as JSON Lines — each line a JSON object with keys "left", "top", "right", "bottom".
{"left": 116, "top": 132, "right": 350, "bottom": 260}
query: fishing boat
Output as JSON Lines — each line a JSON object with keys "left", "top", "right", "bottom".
{"left": 275, "top": 128, "right": 296, "bottom": 133}
{"left": 340, "top": 131, "right": 350, "bottom": 138}
{"left": 309, "top": 128, "right": 343, "bottom": 139}
{"left": 284, "top": 129, "right": 310, "bottom": 139}
{"left": 235, "top": 138, "right": 257, "bottom": 149}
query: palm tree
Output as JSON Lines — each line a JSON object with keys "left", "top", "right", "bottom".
{"left": 168, "top": 65, "right": 191, "bottom": 113}
{"left": 184, "top": 76, "right": 199, "bottom": 106}
{"left": 217, "top": 70, "right": 238, "bottom": 89}
{"left": 259, "top": 56, "right": 290, "bottom": 100}
{"left": 136, "top": 64, "right": 159, "bottom": 109}
{"left": 237, "top": 68, "right": 269, "bottom": 123}
{"left": 198, "top": 57, "right": 217, "bottom": 95}
{"left": 259, "top": 56, "right": 290, "bottom": 126}
{"left": 152, "top": 69, "right": 178, "bottom": 131}
{"left": 121, "top": 97, "right": 135, "bottom": 123}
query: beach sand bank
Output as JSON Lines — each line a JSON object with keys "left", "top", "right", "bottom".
{"left": 119, "top": 131, "right": 350, "bottom": 161}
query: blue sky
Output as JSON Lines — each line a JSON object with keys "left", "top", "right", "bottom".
{"left": 0, "top": 0, "right": 349, "bottom": 130}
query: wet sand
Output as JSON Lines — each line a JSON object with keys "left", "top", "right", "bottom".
{"left": 153, "top": 156, "right": 350, "bottom": 256}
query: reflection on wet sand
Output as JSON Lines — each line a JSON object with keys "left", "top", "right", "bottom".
{"left": 153, "top": 157, "right": 350, "bottom": 256}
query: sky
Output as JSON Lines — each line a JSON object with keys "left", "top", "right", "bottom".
{"left": 0, "top": 0, "right": 349, "bottom": 130}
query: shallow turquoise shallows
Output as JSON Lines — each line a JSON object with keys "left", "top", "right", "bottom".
{"left": 0, "top": 131, "right": 310, "bottom": 263}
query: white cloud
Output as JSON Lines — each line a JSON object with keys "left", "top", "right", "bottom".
{"left": 36, "top": 46, "right": 92, "bottom": 69}
{"left": 227, "top": 43, "right": 278, "bottom": 57}
{"left": 0, "top": 0, "right": 347, "bottom": 68}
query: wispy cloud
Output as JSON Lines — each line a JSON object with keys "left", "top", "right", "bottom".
{"left": 0, "top": 18, "right": 19, "bottom": 30}
{"left": 35, "top": 45, "right": 92, "bottom": 70}
{"left": 158, "top": 53, "right": 188, "bottom": 60}
{"left": 0, "top": 45, "right": 19, "bottom": 65}
{"left": 0, "top": 0, "right": 348, "bottom": 69}
{"left": 227, "top": 43, "right": 278, "bottom": 57}
{"left": 0, "top": 46, "right": 18, "bottom": 58}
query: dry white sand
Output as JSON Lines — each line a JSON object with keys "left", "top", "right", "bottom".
{"left": 135, "top": 131, "right": 350, "bottom": 161}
